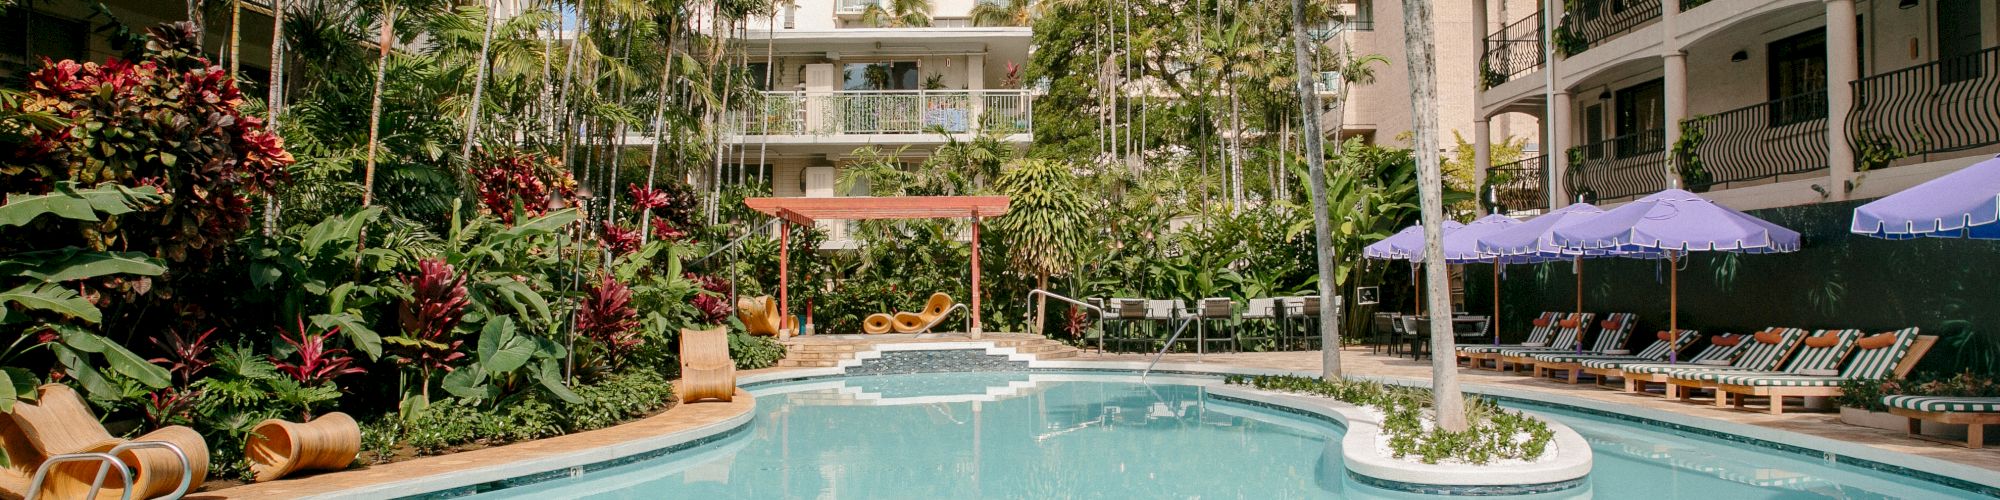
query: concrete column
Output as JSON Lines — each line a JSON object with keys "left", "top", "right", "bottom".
{"left": 1663, "top": 50, "right": 1688, "bottom": 188}
{"left": 1825, "top": 0, "right": 1860, "bottom": 200}
{"left": 1549, "top": 91, "right": 1573, "bottom": 207}
{"left": 968, "top": 54, "right": 987, "bottom": 127}
{"left": 1474, "top": 117, "right": 1492, "bottom": 205}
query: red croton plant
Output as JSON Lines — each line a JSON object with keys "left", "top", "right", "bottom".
{"left": 471, "top": 148, "right": 576, "bottom": 224}
{"left": 391, "top": 258, "right": 471, "bottom": 392}
{"left": 576, "top": 274, "right": 642, "bottom": 369}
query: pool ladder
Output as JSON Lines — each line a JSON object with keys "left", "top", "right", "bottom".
{"left": 26, "top": 441, "right": 193, "bottom": 500}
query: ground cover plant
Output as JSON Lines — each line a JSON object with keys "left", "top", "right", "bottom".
{"left": 1225, "top": 374, "right": 1555, "bottom": 465}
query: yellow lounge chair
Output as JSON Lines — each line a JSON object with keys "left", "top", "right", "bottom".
{"left": 6, "top": 384, "right": 208, "bottom": 499}
{"left": 734, "top": 295, "right": 785, "bottom": 337}
{"left": 891, "top": 293, "right": 965, "bottom": 334}
{"left": 246, "top": 412, "right": 361, "bottom": 482}
{"left": 863, "top": 313, "right": 896, "bottom": 334}
{"left": 679, "top": 327, "right": 738, "bottom": 403}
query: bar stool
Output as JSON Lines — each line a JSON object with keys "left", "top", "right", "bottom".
{"left": 1239, "top": 298, "right": 1276, "bottom": 351}
{"left": 1296, "top": 296, "right": 1324, "bottom": 350}
{"left": 1279, "top": 297, "right": 1306, "bottom": 350}
{"left": 1145, "top": 300, "right": 1181, "bottom": 352}
{"left": 1196, "top": 298, "right": 1236, "bottom": 354}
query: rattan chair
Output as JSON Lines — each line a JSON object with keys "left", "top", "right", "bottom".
{"left": 679, "top": 327, "right": 738, "bottom": 403}
{"left": 734, "top": 295, "right": 785, "bottom": 337}
{"left": 7, "top": 384, "right": 208, "bottom": 499}
{"left": 245, "top": 412, "right": 360, "bottom": 482}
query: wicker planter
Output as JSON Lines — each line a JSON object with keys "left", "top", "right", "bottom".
{"left": 246, "top": 412, "right": 361, "bottom": 482}
{"left": 1839, "top": 407, "right": 1971, "bottom": 440}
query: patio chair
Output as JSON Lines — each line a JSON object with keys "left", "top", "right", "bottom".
{"left": 1144, "top": 300, "right": 1183, "bottom": 351}
{"left": 1530, "top": 329, "right": 1700, "bottom": 384}
{"left": 1707, "top": 328, "right": 1935, "bottom": 414}
{"left": 1883, "top": 395, "right": 2000, "bottom": 449}
{"left": 679, "top": 327, "right": 738, "bottom": 403}
{"left": 1582, "top": 331, "right": 1753, "bottom": 389}
{"left": 892, "top": 293, "right": 966, "bottom": 333}
{"left": 1285, "top": 296, "right": 1327, "bottom": 350}
{"left": 1105, "top": 298, "right": 1150, "bottom": 351}
{"left": 1238, "top": 298, "right": 1278, "bottom": 351}
{"left": 245, "top": 412, "right": 361, "bottom": 482}
{"left": 1618, "top": 327, "right": 1808, "bottom": 395}
{"left": 735, "top": 295, "right": 786, "bottom": 336}
{"left": 1194, "top": 298, "right": 1237, "bottom": 353}
{"left": 1456, "top": 311, "right": 1562, "bottom": 369}
{"left": 1491, "top": 313, "right": 1596, "bottom": 372}
{"left": 6, "top": 383, "right": 209, "bottom": 499}
{"left": 1369, "top": 313, "right": 1402, "bottom": 354}
{"left": 1665, "top": 329, "right": 1862, "bottom": 403}
{"left": 1503, "top": 313, "right": 1632, "bottom": 374}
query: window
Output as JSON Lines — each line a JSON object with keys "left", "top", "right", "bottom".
{"left": 1767, "top": 28, "right": 1827, "bottom": 126}
{"left": 1346, "top": 0, "right": 1375, "bottom": 31}
{"left": 747, "top": 63, "right": 771, "bottom": 91}
{"left": 1, "top": 9, "right": 88, "bottom": 66}
{"left": 1613, "top": 78, "right": 1664, "bottom": 157}
{"left": 1583, "top": 103, "right": 1605, "bottom": 159}
{"left": 1938, "top": 0, "right": 1983, "bottom": 84}
{"left": 842, "top": 61, "right": 919, "bottom": 90}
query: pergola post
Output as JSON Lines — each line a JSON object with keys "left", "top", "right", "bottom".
{"left": 778, "top": 218, "right": 791, "bottom": 338}
{"left": 970, "top": 214, "right": 983, "bottom": 339}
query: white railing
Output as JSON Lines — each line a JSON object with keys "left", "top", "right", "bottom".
{"left": 836, "top": 0, "right": 880, "bottom": 15}
{"left": 730, "top": 90, "right": 1034, "bottom": 136}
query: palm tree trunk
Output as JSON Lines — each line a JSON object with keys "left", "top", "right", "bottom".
{"left": 1291, "top": 0, "right": 1339, "bottom": 379}
{"left": 361, "top": 2, "right": 396, "bottom": 207}
{"left": 460, "top": 0, "right": 499, "bottom": 188}
{"left": 262, "top": 0, "right": 285, "bottom": 236}
{"left": 1228, "top": 89, "right": 1244, "bottom": 209}
{"left": 228, "top": 0, "right": 241, "bottom": 75}
{"left": 1400, "top": 0, "right": 1466, "bottom": 432}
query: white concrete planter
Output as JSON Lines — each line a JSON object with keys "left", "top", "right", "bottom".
{"left": 1839, "top": 407, "right": 1971, "bottom": 440}
{"left": 1210, "top": 386, "right": 1592, "bottom": 495}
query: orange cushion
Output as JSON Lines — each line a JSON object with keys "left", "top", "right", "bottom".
{"left": 1532, "top": 318, "right": 1551, "bottom": 328}
{"left": 1655, "top": 331, "right": 1672, "bottom": 341}
{"left": 1803, "top": 332, "right": 1841, "bottom": 348}
{"left": 1558, "top": 319, "right": 1580, "bottom": 329}
{"left": 1712, "top": 334, "right": 1743, "bottom": 346}
{"left": 1856, "top": 332, "right": 1898, "bottom": 350}
{"left": 1602, "top": 319, "right": 1623, "bottom": 330}
{"left": 1753, "top": 330, "right": 1784, "bottom": 345}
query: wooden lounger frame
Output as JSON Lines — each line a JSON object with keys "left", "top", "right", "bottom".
{"left": 1708, "top": 336, "right": 1936, "bottom": 415}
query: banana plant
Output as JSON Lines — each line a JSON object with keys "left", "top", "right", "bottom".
{"left": 245, "top": 206, "right": 402, "bottom": 359}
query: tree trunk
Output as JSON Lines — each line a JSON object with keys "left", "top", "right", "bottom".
{"left": 187, "top": 0, "right": 204, "bottom": 49}
{"left": 1292, "top": 0, "right": 1340, "bottom": 379}
{"left": 1035, "top": 272, "right": 1049, "bottom": 336}
{"left": 262, "top": 0, "right": 285, "bottom": 236}
{"left": 361, "top": 3, "right": 396, "bottom": 207}
{"left": 229, "top": 1, "right": 241, "bottom": 75}
{"left": 460, "top": 0, "right": 499, "bottom": 188}
{"left": 1400, "top": 0, "right": 1466, "bottom": 432}
{"left": 1228, "top": 90, "right": 1244, "bottom": 209}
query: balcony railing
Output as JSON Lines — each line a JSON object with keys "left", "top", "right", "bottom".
{"left": 1482, "top": 12, "right": 1544, "bottom": 89}
{"left": 1677, "top": 91, "right": 1829, "bottom": 191}
{"left": 1568, "top": 129, "right": 1669, "bottom": 203}
{"left": 730, "top": 90, "right": 1034, "bottom": 136}
{"left": 1485, "top": 155, "right": 1547, "bottom": 214}
{"left": 1557, "top": 0, "right": 1661, "bottom": 56}
{"left": 836, "top": 0, "right": 879, "bottom": 15}
{"left": 1849, "top": 46, "right": 2000, "bottom": 171}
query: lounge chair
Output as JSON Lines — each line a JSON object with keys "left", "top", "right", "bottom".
{"left": 6, "top": 383, "right": 209, "bottom": 499}
{"left": 734, "top": 295, "right": 786, "bottom": 337}
{"left": 1611, "top": 327, "right": 1808, "bottom": 395}
{"left": 1708, "top": 328, "right": 1934, "bottom": 415}
{"left": 892, "top": 293, "right": 966, "bottom": 333}
{"left": 1530, "top": 329, "right": 1700, "bottom": 384}
{"left": 1499, "top": 313, "right": 1627, "bottom": 373}
{"left": 1883, "top": 395, "right": 2000, "bottom": 449}
{"left": 1489, "top": 313, "right": 1596, "bottom": 372}
{"left": 1665, "top": 329, "right": 1859, "bottom": 402}
{"left": 245, "top": 412, "right": 361, "bottom": 482}
{"left": 1457, "top": 311, "right": 1563, "bottom": 369}
{"left": 1579, "top": 331, "right": 1738, "bottom": 387}
{"left": 862, "top": 313, "right": 895, "bottom": 334}
{"left": 679, "top": 327, "right": 738, "bottom": 403}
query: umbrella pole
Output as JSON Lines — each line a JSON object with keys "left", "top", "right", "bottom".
{"left": 1669, "top": 250, "right": 1679, "bottom": 363}
{"left": 1492, "top": 256, "right": 1501, "bottom": 345}
{"left": 1413, "top": 263, "right": 1423, "bottom": 315}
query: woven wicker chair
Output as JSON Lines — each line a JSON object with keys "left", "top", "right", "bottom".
{"left": 734, "top": 295, "right": 785, "bottom": 337}
{"left": 891, "top": 293, "right": 965, "bottom": 334}
{"left": 680, "top": 327, "right": 738, "bottom": 403}
{"left": 7, "top": 384, "right": 208, "bottom": 499}
{"left": 245, "top": 412, "right": 361, "bottom": 482}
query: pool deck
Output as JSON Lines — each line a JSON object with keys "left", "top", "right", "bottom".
{"left": 198, "top": 342, "right": 2000, "bottom": 498}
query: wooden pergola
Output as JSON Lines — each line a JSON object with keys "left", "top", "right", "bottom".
{"left": 744, "top": 196, "right": 1012, "bottom": 338}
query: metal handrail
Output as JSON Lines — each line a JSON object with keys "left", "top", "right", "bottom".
{"left": 1023, "top": 289, "right": 1104, "bottom": 349}
{"left": 1142, "top": 316, "right": 1198, "bottom": 377}
{"left": 105, "top": 441, "right": 193, "bottom": 500}
{"left": 28, "top": 453, "right": 132, "bottom": 500}
{"left": 693, "top": 218, "right": 783, "bottom": 265}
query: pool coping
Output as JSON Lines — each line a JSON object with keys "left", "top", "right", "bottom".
{"left": 322, "top": 345, "right": 1998, "bottom": 498}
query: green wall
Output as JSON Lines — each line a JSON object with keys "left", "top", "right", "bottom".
{"left": 1462, "top": 198, "right": 2000, "bottom": 377}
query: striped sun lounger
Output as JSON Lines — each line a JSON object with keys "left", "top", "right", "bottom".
{"left": 1457, "top": 311, "right": 1562, "bottom": 369}
{"left": 1706, "top": 328, "right": 1933, "bottom": 415}
{"left": 1666, "top": 329, "right": 1863, "bottom": 403}
{"left": 1613, "top": 327, "right": 1808, "bottom": 395}
{"left": 1492, "top": 313, "right": 1598, "bottom": 372}
{"left": 1531, "top": 329, "right": 1699, "bottom": 384}
{"left": 1884, "top": 395, "right": 2000, "bottom": 449}
{"left": 1505, "top": 313, "right": 1637, "bottom": 373}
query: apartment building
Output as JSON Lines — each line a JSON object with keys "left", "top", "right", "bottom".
{"left": 1332, "top": 0, "right": 1541, "bottom": 156}
{"left": 1, "top": 1, "right": 277, "bottom": 83}
{"left": 1475, "top": 0, "right": 2000, "bottom": 213}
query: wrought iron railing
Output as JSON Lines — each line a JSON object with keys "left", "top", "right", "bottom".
{"left": 1558, "top": 0, "right": 1661, "bottom": 55}
{"left": 1848, "top": 46, "right": 2000, "bottom": 170}
{"left": 1677, "top": 91, "right": 1828, "bottom": 191}
{"left": 1485, "top": 155, "right": 1547, "bottom": 213}
{"left": 1568, "top": 129, "right": 1669, "bottom": 202}
{"left": 729, "top": 90, "right": 1034, "bottom": 136}
{"left": 1481, "top": 11, "right": 1544, "bottom": 88}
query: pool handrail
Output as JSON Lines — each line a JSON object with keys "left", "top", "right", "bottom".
{"left": 1024, "top": 289, "right": 1105, "bottom": 349}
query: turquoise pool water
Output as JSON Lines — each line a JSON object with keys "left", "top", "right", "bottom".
{"left": 471, "top": 372, "right": 1980, "bottom": 499}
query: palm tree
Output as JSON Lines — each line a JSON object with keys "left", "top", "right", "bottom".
{"left": 970, "top": 0, "right": 1034, "bottom": 27}
{"left": 1289, "top": 0, "right": 1338, "bottom": 378}
{"left": 860, "top": 0, "right": 932, "bottom": 27}
{"left": 930, "top": 130, "right": 1015, "bottom": 191}
{"left": 991, "top": 158, "right": 1088, "bottom": 336}
{"left": 1400, "top": 0, "right": 1466, "bottom": 432}
{"left": 458, "top": 0, "right": 499, "bottom": 176}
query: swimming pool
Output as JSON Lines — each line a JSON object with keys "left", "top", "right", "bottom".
{"left": 467, "top": 372, "right": 1984, "bottom": 499}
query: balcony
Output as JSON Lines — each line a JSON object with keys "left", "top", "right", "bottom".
{"left": 1567, "top": 129, "right": 1669, "bottom": 203}
{"left": 1677, "top": 91, "right": 1829, "bottom": 191}
{"left": 1485, "top": 155, "right": 1547, "bottom": 214}
{"left": 730, "top": 90, "right": 1034, "bottom": 137}
{"left": 836, "top": 0, "right": 880, "bottom": 16}
{"left": 1481, "top": 11, "right": 1544, "bottom": 89}
{"left": 1848, "top": 46, "right": 2000, "bottom": 171}
{"left": 1555, "top": 0, "right": 1661, "bottom": 57}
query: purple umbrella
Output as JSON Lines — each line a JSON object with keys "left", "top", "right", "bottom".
{"left": 1553, "top": 189, "right": 1801, "bottom": 362}
{"left": 1441, "top": 214, "right": 1522, "bottom": 342}
{"left": 1852, "top": 155, "right": 2000, "bottom": 239}
{"left": 1475, "top": 203, "right": 1619, "bottom": 318}
{"left": 1364, "top": 221, "right": 1463, "bottom": 314}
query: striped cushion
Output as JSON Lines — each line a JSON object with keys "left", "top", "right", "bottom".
{"left": 1732, "top": 328, "right": 1809, "bottom": 372}
{"left": 1708, "top": 373, "right": 1848, "bottom": 387}
{"left": 1530, "top": 353, "right": 1644, "bottom": 364}
{"left": 1838, "top": 328, "right": 1920, "bottom": 379}
{"left": 1457, "top": 311, "right": 1560, "bottom": 353}
{"left": 1495, "top": 313, "right": 1594, "bottom": 356}
{"left": 1606, "top": 338, "right": 1746, "bottom": 373}
{"left": 1587, "top": 313, "right": 1636, "bottom": 352}
{"left": 1530, "top": 329, "right": 1693, "bottom": 364}
{"left": 1781, "top": 330, "right": 1862, "bottom": 375}
{"left": 1883, "top": 395, "right": 2000, "bottom": 413}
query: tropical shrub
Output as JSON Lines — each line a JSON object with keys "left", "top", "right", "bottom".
{"left": 389, "top": 258, "right": 471, "bottom": 399}
{"left": 471, "top": 149, "right": 576, "bottom": 224}
{"left": 576, "top": 274, "right": 642, "bottom": 372}
{"left": 1226, "top": 375, "right": 1555, "bottom": 465}
{"left": 729, "top": 331, "right": 786, "bottom": 370}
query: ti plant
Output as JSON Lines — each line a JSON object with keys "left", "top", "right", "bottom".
{"left": 269, "top": 318, "right": 365, "bottom": 419}
{"left": 390, "top": 258, "right": 471, "bottom": 401}
{"left": 576, "top": 274, "right": 641, "bottom": 373}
